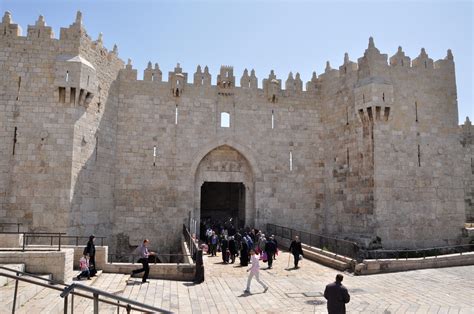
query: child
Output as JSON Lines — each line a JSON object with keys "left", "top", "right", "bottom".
{"left": 76, "top": 253, "right": 91, "bottom": 280}
{"left": 244, "top": 249, "right": 268, "bottom": 294}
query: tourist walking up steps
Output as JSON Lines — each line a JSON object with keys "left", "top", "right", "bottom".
{"left": 244, "top": 249, "right": 268, "bottom": 294}
{"left": 131, "top": 239, "right": 155, "bottom": 283}
{"left": 289, "top": 235, "right": 304, "bottom": 269}
{"left": 324, "top": 274, "right": 350, "bottom": 314}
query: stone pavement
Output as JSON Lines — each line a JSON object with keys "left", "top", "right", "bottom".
{"left": 120, "top": 251, "right": 473, "bottom": 313}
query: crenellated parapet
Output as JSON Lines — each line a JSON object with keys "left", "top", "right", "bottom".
{"left": 217, "top": 66, "right": 235, "bottom": 96}
{"left": 461, "top": 116, "right": 473, "bottom": 146}
{"left": 144, "top": 62, "right": 162, "bottom": 82}
{"left": 240, "top": 69, "right": 258, "bottom": 90}
{"left": 263, "top": 70, "right": 282, "bottom": 103}
{"left": 0, "top": 11, "right": 22, "bottom": 38}
{"left": 169, "top": 63, "right": 188, "bottom": 97}
{"left": 357, "top": 37, "right": 389, "bottom": 80}
{"left": 27, "top": 15, "right": 54, "bottom": 39}
{"left": 389, "top": 46, "right": 411, "bottom": 68}
{"left": 193, "top": 65, "right": 211, "bottom": 87}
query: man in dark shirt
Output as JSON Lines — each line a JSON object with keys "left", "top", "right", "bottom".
{"left": 289, "top": 235, "right": 303, "bottom": 268}
{"left": 324, "top": 274, "right": 350, "bottom": 314}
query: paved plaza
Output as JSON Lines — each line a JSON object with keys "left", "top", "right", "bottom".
{"left": 76, "top": 252, "right": 474, "bottom": 313}
{"left": 2, "top": 251, "right": 473, "bottom": 313}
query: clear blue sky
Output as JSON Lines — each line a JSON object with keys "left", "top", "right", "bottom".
{"left": 1, "top": 0, "right": 472, "bottom": 123}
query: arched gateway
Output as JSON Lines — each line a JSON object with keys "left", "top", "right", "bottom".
{"left": 192, "top": 140, "right": 260, "bottom": 229}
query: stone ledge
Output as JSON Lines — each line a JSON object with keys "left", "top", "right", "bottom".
{"left": 355, "top": 252, "right": 474, "bottom": 275}
{"left": 102, "top": 263, "right": 195, "bottom": 281}
{"left": 0, "top": 249, "right": 74, "bottom": 282}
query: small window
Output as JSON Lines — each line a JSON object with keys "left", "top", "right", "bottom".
{"left": 220, "top": 112, "right": 230, "bottom": 128}
{"left": 66, "top": 71, "right": 69, "bottom": 82}
{"left": 289, "top": 151, "right": 293, "bottom": 171}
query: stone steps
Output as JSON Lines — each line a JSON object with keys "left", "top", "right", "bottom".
{"left": 0, "top": 272, "right": 53, "bottom": 313}
{"left": 16, "top": 272, "right": 102, "bottom": 314}
{"left": 73, "top": 273, "right": 129, "bottom": 313}
{"left": 0, "top": 263, "right": 25, "bottom": 286}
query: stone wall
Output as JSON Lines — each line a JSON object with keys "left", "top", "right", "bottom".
{"left": 0, "top": 12, "right": 471, "bottom": 254}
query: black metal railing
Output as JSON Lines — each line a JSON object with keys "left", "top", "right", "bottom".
{"left": 25, "top": 235, "right": 106, "bottom": 247}
{"left": 0, "top": 222, "right": 22, "bottom": 232}
{"left": 362, "top": 244, "right": 474, "bottom": 260}
{"left": 266, "top": 223, "right": 360, "bottom": 259}
{"left": 183, "top": 224, "right": 204, "bottom": 283}
{"left": 107, "top": 253, "right": 191, "bottom": 264}
{"left": 0, "top": 266, "right": 169, "bottom": 313}
{"left": 0, "top": 231, "right": 66, "bottom": 251}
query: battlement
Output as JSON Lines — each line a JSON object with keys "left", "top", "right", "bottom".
{"left": 0, "top": 11, "right": 120, "bottom": 64}
{"left": 0, "top": 11, "right": 457, "bottom": 106}
{"left": 117, "top": 37, "right": 455, "bottom": 101}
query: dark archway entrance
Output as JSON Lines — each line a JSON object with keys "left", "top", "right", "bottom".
{"left": 200, "top": 182, "right": 245, "bottom": 227}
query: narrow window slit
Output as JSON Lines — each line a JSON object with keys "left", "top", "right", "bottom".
{"left": 271, "top": 110, "right": 274, "bottom": 129}
{"left": 382, "top": 93, "right": 385, "bottom": 102}
{"left": 16, "top": 76, "right": 21, "bottom": 101}
{"left": 346, "top": 107, "right": 349, "bottom": 125}
{"left": 417, "top": 144, "right": 421, "bottom": 167}
{"left": 153, "top": 146, "right": 157, "bottom": 166}
{"left": 415, "top": 101, "right": 418, "bottom": 122}
{"left": 175, "top": 105, "right": 178, "bottom": 125}
{"left": 12, "top": 127, "right": 18, "bottom": 155}
{"left": 289, "top": 151, "right": 293, "bottom": 172}
{"left": 95, "top": 136, "right": 99, "bottom": 161}
{"left": 65, "top": 71, "right": 69, "bottom": 82}
{"left": 347, "top": 147, "right": 350, "bottom": 167}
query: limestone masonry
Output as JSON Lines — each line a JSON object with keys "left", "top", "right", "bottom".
{"left": 0, "top": 11, "right": 472, "bottom": 255}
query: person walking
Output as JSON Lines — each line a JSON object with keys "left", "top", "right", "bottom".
{"left": 324, "top": 274, "right": 350, "bottom": 314}
{"left": 209, "top": 231, "right": 218, "bottom": 256}
{"left": 221, "top": 236, "right": 229, "bottom": 263}
{"left": 244, "top": 249, "right": 268, "bottom": 294}
{"left": 83, "top": 235, "right": 97, "bottom": 276}
{"left": 240, "top": 238, "right": 249, "bottom": 266}
{"left": 264, "top": 236, "right": 277, "bottom": 269}
{"left": 289, "top": 235, "right": 303, "bottom": 269}
{"left": 228, "top": 236, "right": 238, "bottom": 264}
{"left": 131, "top": 239, "right": 155, "bottom": 283}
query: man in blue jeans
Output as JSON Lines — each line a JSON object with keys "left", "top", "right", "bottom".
{"left": 131, "top": 239, "right": 155, "bottom": 283}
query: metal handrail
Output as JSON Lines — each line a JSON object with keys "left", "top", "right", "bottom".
{"left": 183, "top": 224, "right": 204, "bottom": 283}
{"left": 266, "top": 223, "right": 360, "bottom": 258}
{"left": 61, "top": 282, "right": 170, "bottom": 313}
{"left": 0, "top": 222, "right": 22, "bottom": 232}
{"left": 25, "top": 235, "right": 107, "bottom": 247}
{"left": 0, "top": 231, "right": 65, "bottom": 252}
{"left": 108, "top": 253, "right": 192, "bottom": 264}
{"left": 0, "top": 267, "right": 170, "bottom": 313}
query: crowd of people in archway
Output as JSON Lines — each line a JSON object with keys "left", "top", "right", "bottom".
{"left": 199, "top": 218, "right": 289, "bottom": 269}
